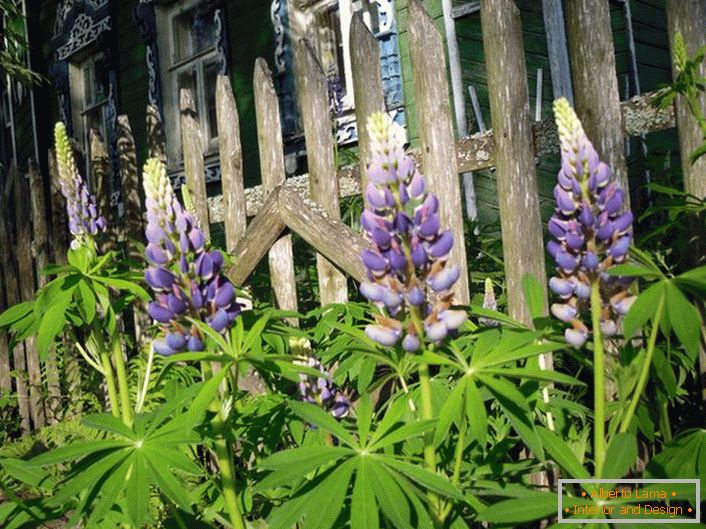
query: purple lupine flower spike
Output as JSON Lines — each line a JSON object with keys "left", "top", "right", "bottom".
{"left": 548, "top": 99, "right": 635, "bottom": 348}
{"left": 296, "top": 356, "right": 350, "bottom": 418}
{"left": 54, "top": 122, "right": 106, "bottom": 249}
{"left": 142, "top": 158, "right": 242, "bottom": 356}
{"left": 359, "top": 113, "right": 467, "bottom": 351}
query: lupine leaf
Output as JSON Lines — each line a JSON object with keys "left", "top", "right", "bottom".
{"left": 81, "top": 413, "right": 135, "bottom": 440}
{"left": 368, "top": 461, "right": 412, "bottom": 528}
{"left": 434, "top": 380, "right": 464, "bottom": 447}
{"left": 357, "top": 393, "right": 373, "bottom": 446}
{"left": 256, "top": 447, "right": 352, "bottom": 491}
{"left": 537, "top": 426, "right": 589, "bottom": 479}
{"left": 603, "top": 432, "right": 637, "bottom": 479}
{"left": 381, "top": 458, "right": 465, "bottom": 501}
{"left": 300, "top": 459, "right": 355, "bottom": 529}
{"left": 664, "top": 282, "right": 702, "bottom": 360}
{"left": 28, "top": 440, "right": 130, "bottom": 467}
{"left": 144, "top": 451, "right": 193, "bottom": 511}
{"left": 369, "top": 420, "right": 435, "bottom": 451}
{"left": 351, "top": 457, "right": 379, "bottom": 529}
{"left": 624, "top": 283, "right": 665, "bottom": 338}
{"left": 476, "top": 493, "right": 557, "bottom": 523}
{"left": 465, "top": 377, "right": 488, "bottom": 445}
{"left": 288, "top": 401, "right": 357, "bottom": 447}
{"left": 85, "top": 456, "right": 132, "bottom": 525}
{"left": 522, "top": 274, "right": 546, "bottom": 320}
{"left": 126, "top": 452, "right": 150, "bottom": 527}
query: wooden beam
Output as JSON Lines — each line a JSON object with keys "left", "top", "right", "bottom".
{"left": 227, "top": 189, "right": 286, "bottom": 287}
{"left": 278, "top": 185, "right": 368, "bottom": 284}
{"left": 408, "top": 0, "right": 470, "bottom": 304}
{"left": 117, "top": 115, "right": 143, "bottom": 258}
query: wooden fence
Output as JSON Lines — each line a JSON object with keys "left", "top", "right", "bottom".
{"left": 0, "top": 0, "right": 695, "bottom": 433}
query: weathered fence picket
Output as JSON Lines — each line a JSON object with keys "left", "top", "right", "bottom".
{"left": 253, "top": 60, "right": 299, "bottom": 321}
{"left": 90, "top": 130, "right": 116, "bottom": 252}
{"left": 180, "top": 88, "right": 211, "bottom": 240}
{"left": 147, "top": 104, "right": 167, "bottom": 163}
{"left": 0, "top": 199, "right": 13, "bottom": 395}
{"left": 350, "top": 13, "right": 386, "bottom": 187}
{"left": 216, "top": 75, "right": 248, "bottom": 254}
{"left": 294, "top": 39, "right": 349, "bottom": 306}
{"left": 566, "top": 0, "right": 629, "bottom": 200}
{"left": 408, "top": 0, "right": 470, "bottom": 305}
{"left": 29, "top": 162, "right": 61, "bottom": 424}
{"left": 117, "top": 115, "right": 143, "bottom": 255}
{"left": 481, "top": 0, "right": 548, "bottom": 327}
{"left": 14, "top": 167, "right": 45, "bottom": 430}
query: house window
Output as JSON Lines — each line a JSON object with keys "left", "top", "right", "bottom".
{"left": 69, "top": 51, "right": 110, "bottom": 176}
{"left": 310, "top": 0, "right": 380, "bottom": 110}
{"left": 157, "top": 1, "right": 220, "bottom": 167}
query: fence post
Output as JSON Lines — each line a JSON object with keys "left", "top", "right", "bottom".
{"left": 480, "top": 0, "right": 548, "bottom": 326}
{"left": 408, "top": 0, "right": 470, "bottom": 304}
{"left": 147, "top": 104, "right": 167, "bottom": 163}
{"left": 0, "top": 187, "right": 30, "bottom": 432}
{"left": 293, "top": 39, "right": 348, "bottom": 305}
{"left": 29, "top": 162, "right": 61, "bottom": 424}
{"left": 253, "top": 59, "right": 299, "bottom": 322}
{"left": 0, "top": 192, "right": 13, "bottom": 395}
{"left": 90, "top": 130, "right": 116, "bottom": 252}
{"left": 350, "top": 13, "right": 386, "bottom": 187}
{"left": 180, "top": 88, "right": 211, "bottom": 240}
{"left": 117, "top": 115, "right": 143, "bottom": 257}
{"left": 216, "top": 75, "right": 248, "bottom": 253}
{"left": 14, "top": 167, "right": 45, "bottom": 429}
{"left": 565, "top": 0, "right": 629, "bottom": 200}
{"left": 666, "top": 0, "right": 706, "bottom": 405}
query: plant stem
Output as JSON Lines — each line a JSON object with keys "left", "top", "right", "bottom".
{"left": 111, "top": 336, "right": 133, "bottom": 425}
{"left": 212, "top": 413, "right": 246, "bottom": 529}
{"left": 590, "top": 282, "right": 606, "bottom": 478}
{"left": 99, "top": 350, "right": 120, "bottom": 418}
{"left": 418, "top": 362, "right": 442, "bottom": 527}
{"left": 135, "top": 344, "right": 154, "bottom": 414}
{"left": 620, "top": 294, "right": 666, "bottom": 434}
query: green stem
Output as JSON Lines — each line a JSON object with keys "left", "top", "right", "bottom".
{"left": 619, "top": 294, "right": 666, "bottom": 434}
{"left": 212, "top": 413, "right": 246, "bottom": 529}
{"left": 590, "top": 282, "right": 606, "bottom": 478}
{"left": 99, "top": 350, "right": 120, "bottom": 418}
{"left": 418, "top": 363, "right": 442, "bottom": 527}
{"left": 111, "top": 336, "right": 132, "bottom": 425}
{"left": 439, "top": 423, "right": 468, "bottom": 521}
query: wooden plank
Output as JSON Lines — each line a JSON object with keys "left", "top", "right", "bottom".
{"left": 28, "top": 162, "right": 61, "bottom": 424}
{"left": 481, "top": 0, "right": 548, "bottom": 327}
{"left": 146, "top": 104, "right": 167, "bottom": 163}
{"left": 117, "top": 115, "right": 143, "bottom": 257}
{"left": 227, "top": 190, "right": 286, "bottom": 286}
{"left": 253, "top": 59, "right": 299, "bottom": 321}
{"left": 216, "top": 75, "right": 247, "bottom": 254}
{"left": 566, "top": 0, "right": 629, "bottom": 200}
{"left": 278, "top": 185, "right": 368, "bottom": 284}
{"left": 0, "top": 192, "right": 12, "bottom": 395}
{"left": 293, "top": 39, "right": 349, "bottom": 305}
{"left": 542, "top": 0, "right": 574, "bottom": 105}
{"left": 180, "top": 88, "right": 210, "bottom": 240}
{"left": 13, "top": 167, "right": 45, "bottom": 430}
{"left": 90, "top": 130, "right": 116, "bottom": 252}
{"left": 408, "top": 0, "right": 470, "bottom": 304}
{"left": 350, "top": 13, "right": 387, "bottom": 187}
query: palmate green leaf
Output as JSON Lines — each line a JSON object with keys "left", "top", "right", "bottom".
{"left": 77, "top": 279, "right": 97, "bottom": 323}
{"left": 91, "top": 276, "right": 150, "bottom": 301}
{"left": 85, "top": 456, "right": 132, "bottom": 526}
{"left": 476, "top": 492, "right": 557, "bottom": 524}
{"left": 369, "top": 419, "right": 435, "bottom": 451}
{"left": 0, "top": 457, "right": 52, "bottom": 488}
{"left": 36, "top": 287, "right": 74, "bottom": 358}
{"left": 144, "top": 446, "right": 201, "bottom": 475}
{"left": 266, "top": 491, "right": 309, "bottom": 529}
{"left": 664, "top": 282, "right": 703, "bottom": 361}
{"left": 434, "top": 379, "right": 465, "bottom": 447}
{"left": 27, "top": 439, "right": 130, "bottom": 467}
{"left": 256, "top": 446, "right": 352, "bottom": 491}
{"left": 478, "top": 374, "right": 544, "bottom": 458}
{"left": 674, "top": 265, "right": 706, "bottom": 296}
{"left": 536, "top": 426, "right": 589, "bottom": 479}
{"left": 351, "top": 457, "right": 379, "bottom": 529}
{"left": 469, "top": 306, "right": 526, "bottom": 329}
{"left": 81, "top": 413, "right": 135, "bottom": 440}
{"left": 187, "top": 317, "right": 230, "bottom": 353}
{"left": 126, "top": 451, "right": 150, "bottom": 527}
{"left": 367, "top": 459, "right": 413, "bottom": 529}
{"left": 465, "top": 377, "right": 488, "bottom": 445}
{"left": 522, "top": 274, "right": 546, "bottom": 321}
{"left": 144, "top": 450, "right": 193, "bottom": 511}
{"left": 357, "top": 393, "right": 373, "bottom": 445}
{"left": 379, "top": 457, "right": 465, "bottom": 501}
{"left": 240, "top": 311, "right": 272, "bottom": 355}
{"left": 606, "top": 264, "right": 662, "bottom": 278}
{"left": 485, "top": 367, "right": 584, "bottom": 386}
{"left": 624, "top": 283, "right": 665, "bottom": 338}
{"left": 300, "top": 459, "right": 355, "bottom": 529}
{"left": 603, "top": 432, "right": 637, "bottom": 479}
{"left": 288, "top": 401, "right": 357, "bottom": 447}
{"left": 48, "top": 449, "right": 130, "bottom": 507}
{"left": 476, "top": 340, "right": 565, "bottom": 370}
{"left": 472, "top": 329, "right": 544, "bottom": 368}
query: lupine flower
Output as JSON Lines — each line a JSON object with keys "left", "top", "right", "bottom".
{"left": 548, "top": 99, "right": 635, "bottom": 347}
{"left": 142, "top": 158, "right": 241, "bottom": 355}
{"left": 296, "top": 356, "right": 350, "bottom": 419}
{"left": 54, "top": 122, "right": 106, "bottom": 249}
{"left": 479, "top": 277, "right": 499, "bottom": 327}
{"left": 359, "top": 112, "right": 467, "bottom": 351}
